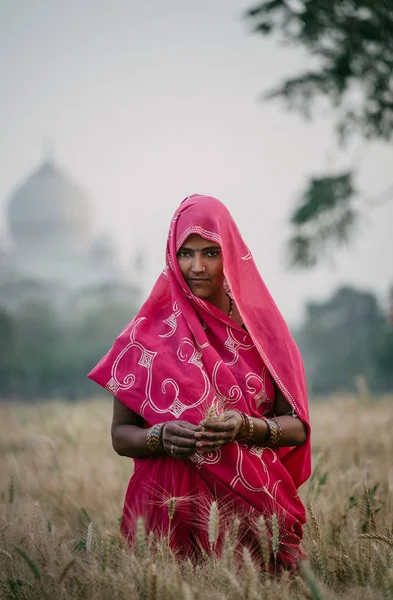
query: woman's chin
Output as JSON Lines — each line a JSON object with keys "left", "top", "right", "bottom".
{"left": 188, "top": 282, "right": 212, "bottom": 299}
{"left": 192, "top": 290, "right": 210, "bottom": 300}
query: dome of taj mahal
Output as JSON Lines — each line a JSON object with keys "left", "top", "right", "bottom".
{"left": 7, "top": 158, "right": 91, "bottom": 248}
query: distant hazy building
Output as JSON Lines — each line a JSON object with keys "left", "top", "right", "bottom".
{"left": 0, "top": 156, "right": 141, "bottom": 313}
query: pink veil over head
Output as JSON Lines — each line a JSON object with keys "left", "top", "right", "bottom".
{"left": 88, "top": 194, "right": 311, "bottom": 489}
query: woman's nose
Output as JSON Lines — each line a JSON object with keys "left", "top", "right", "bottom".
{"left": 191, "top": 254, "right": 205, "bottom": 273}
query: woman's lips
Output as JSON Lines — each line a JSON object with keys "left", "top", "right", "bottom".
{"left": 188, "top": 279, "right": 210, "bottom": 286}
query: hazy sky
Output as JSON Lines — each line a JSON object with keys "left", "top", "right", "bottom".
{"left": 1, "top": 0, "right": 392, "bottom": 324}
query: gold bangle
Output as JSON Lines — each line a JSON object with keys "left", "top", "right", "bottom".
{"left": 235, "top": 411, "right": 246, "bottom": 440}
{"left": 272, "top": 418, "right": 282, "bottom": 445}
{"left": 263, "top": 417, "right": 281, "bottom": 448}
{"left": 263, "top": 417, "right": 273, "bottom": 444}
{"left": 146, "top": 423, "right": 164, "bottom": 453}
{"left": 245, "top": 413, "right": 254, "bottom": 441}
{"left": 236, "top": 412, "right": 254, "bottom": 442}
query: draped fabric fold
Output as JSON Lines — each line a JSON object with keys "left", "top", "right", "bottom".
{"left": 88, "top": 195, "right": 311, "bottom": 568}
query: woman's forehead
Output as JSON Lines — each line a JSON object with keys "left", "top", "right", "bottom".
{"left": 181, "top": 234, "right": 221, "bottom": 249}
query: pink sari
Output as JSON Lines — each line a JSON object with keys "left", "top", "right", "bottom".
{"left": 88, "top": 195, "right": 311, "bottom": 568}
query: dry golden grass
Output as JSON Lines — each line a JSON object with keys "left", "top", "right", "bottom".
{"left": 1, "top": 396, "right": 393, "bottom": 599}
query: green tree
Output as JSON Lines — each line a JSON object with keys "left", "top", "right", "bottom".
{"left": 296, "top": 285, "right": 389, "bottom": 393}
{"left": 373, "top": 327, "right": 393, "bottom": 388}
{"left": 0, "top": 308, "right": 14, "bottom": 356}
{"left": 0, "top": 309, "right": 15, "bottom": 396}
{"left": 0, "top": 296, "right": 137, "bottom": 401}
{"left": 246, "top": 0, "right": 393, "bottom": 267}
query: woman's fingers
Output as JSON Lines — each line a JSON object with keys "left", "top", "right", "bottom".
{"left": 174, "top": 422, "right": 203, "bottom": 436}
{"left": 168, "top": 446, "right": 195, "bottom": 458}
{"left": 161, "top": 419, "right": 235, "bottom": 458}
{"left": 161, "top": 420, "right": 236, "bottom": 457}
{"left": 200, "top": 419, "right": 236, "bottom": 432}
{"left": 196, "top": 439, "right": 226, "bottom": 450}
{"left": 196, "top": 419, "right": 238, "bottom": 438}
{"left": 177, "top": 421, "right": 203, "bottom": 433}
{"left": 170, "top": 435, "right": 197, "bottom": 448}
{"left": 163, "top": 422, "right": 201, "bottom": 442}
{"left": 196, "top": 430, "right": 233, "bottom": 443}
{"left": 162, "top": 423, "right": 200, "bottom": 458}
{"left": 197, "top": 440, "right": 226, "bottom": 453}
{"left": 195, "top": 415, "right": 241, "bottom": 450}
{"left": 177, "top": 424, "right": 203, "bottom": 436}
{"left": 162, "top": 435, "right": 195, "bottom": 457}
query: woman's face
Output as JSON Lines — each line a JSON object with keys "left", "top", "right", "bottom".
{"left": 177, "top": 234, "right": 224, "bottom": 300}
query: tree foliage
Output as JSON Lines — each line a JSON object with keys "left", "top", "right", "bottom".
{"left": 246, "top": 0, "right": 393, "bottom": 267}
{"left": 0, "top": 299, "right": 136, "bottom": 401}
{"left": 295, "top": 285, "right": 393, "bottom": 393}
{"left": 288, "top": 171, "right": 357, "bottom": 267}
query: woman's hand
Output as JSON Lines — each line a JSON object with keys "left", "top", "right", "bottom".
{"left": 195, "top": 411, "right": 243, "bottom": 454}
{"left": 161, "top": 420, "right": 202, "bottom": 458}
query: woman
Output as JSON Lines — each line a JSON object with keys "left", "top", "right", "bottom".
{"left": 88, "top": 194, "right": 311, "bottom": 570}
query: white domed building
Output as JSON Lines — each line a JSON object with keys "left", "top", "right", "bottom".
{"left": 1, "top": 157, "right": 141, "bottom": 311}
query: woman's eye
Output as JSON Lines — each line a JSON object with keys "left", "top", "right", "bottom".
{"left": 207, "top": 251, "right": 220, "bottom": 257}
{"left": 178, "top": 251, "right": 191, "bottom": 258}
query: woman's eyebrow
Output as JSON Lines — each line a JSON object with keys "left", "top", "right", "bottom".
{"left": 178, "top": 246, "right": 221, "bottom": 253}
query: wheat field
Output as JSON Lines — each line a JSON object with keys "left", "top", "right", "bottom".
{"left": 0, "top": 396, "right": 392, "bottom": 599}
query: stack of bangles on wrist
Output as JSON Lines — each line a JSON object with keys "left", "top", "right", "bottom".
{"left": 236, "top": 412, "right": 282, "bottom": 447}
{"left": 236, "top": 411, "right": 254, "bottom": 441}
{"left": 146, "top": 423, "right": 164, "bottom": 453}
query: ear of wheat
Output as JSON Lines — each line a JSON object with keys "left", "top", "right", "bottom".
{"left": 271, "top": 513, "right": 280, "bottom": 576}
{"left": 135, "top": 517, "right": 147, "bottom": 559}
{"left": 307, "top": 501, "right": 321, "bottom": 544}
{"left": 86, "top": 521, "right": 94, "bottom": 552}
{"left": 243, "top": 546, "right": 257, "bottom": 600}
{"left": 257, "top": 515, "right": 271, "bottom": 573}
{"left": 360, "top": 533, "right": 393, "bottom": 547}
{"left": 208, "top": 501, "right": 220, "bottom": 552}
